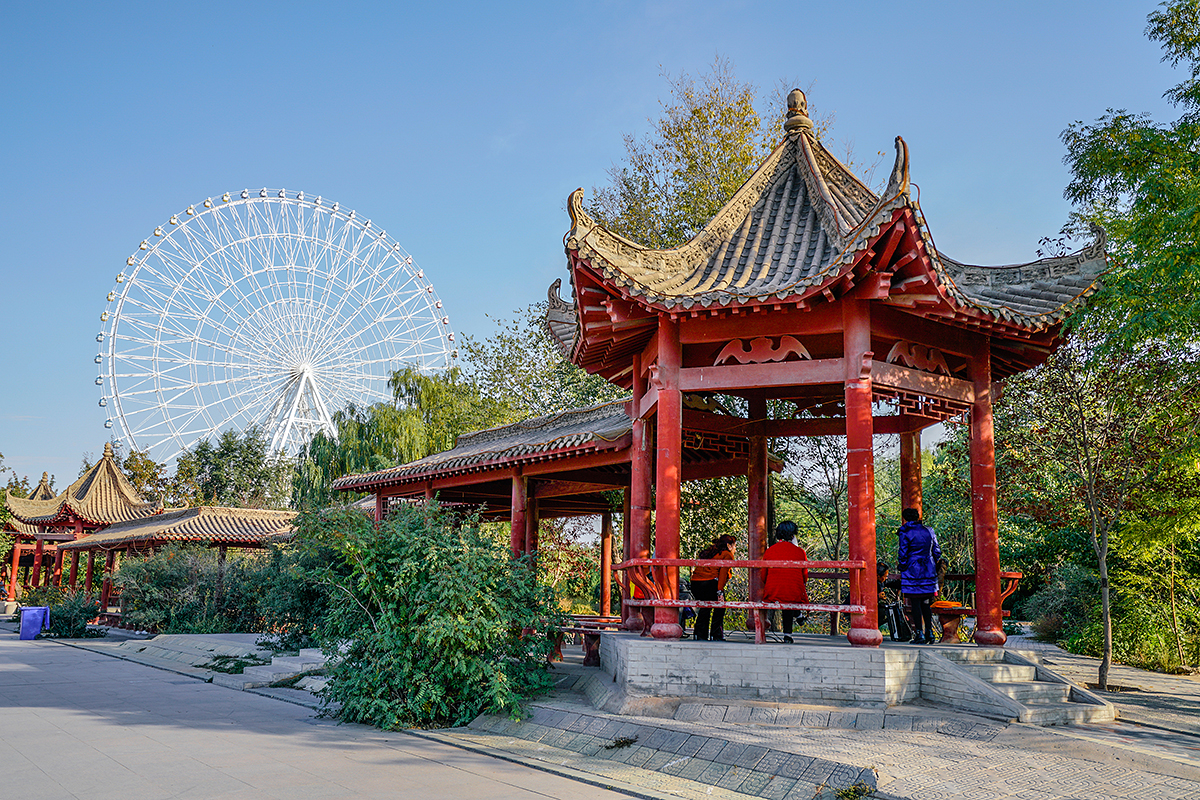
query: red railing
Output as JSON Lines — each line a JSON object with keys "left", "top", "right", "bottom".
{"left": 614, "top": 557, "right": 867, "bottom": 643}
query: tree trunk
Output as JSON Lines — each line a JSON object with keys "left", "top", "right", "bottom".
{"left": 1096, "top": 530, "right": 1112, "bottom": 691}
{"left": 1170, "top": 539, "right": 1185, "bottom": 666}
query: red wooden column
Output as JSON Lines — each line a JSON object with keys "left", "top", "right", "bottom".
{"left": 651, "top": 316, "right": 684, "bottom": 639}
{"left": 52, "top": 548, "right": 64, "bottom": 586}
{"left": 374, "top": 492, "right": 385, "bottom": 522}
{"left": 844, "top": 296, "right": 882, "bottom": 647}
{"left": 6, "top": 544, "right": 19, "bottom": 601}
{"left": 600, "top": 511, "right": 613, "bottom": 617}
{"left": 900, "top": 431, "right": 923, "bottom": 515}
{"left": 31, "top": 538, "right": 44, "bottom": 589}
{"left": 69, "top": 551, "right": 80, "bottom": 589}
{"left": 626, "top": 353, "right": 653, "bottom": 631}
{"left": 510, "top": 473, "right": 528, "bottom": 558}
{"left": 747, "top": 396, "right": 769, "bottom": 609}
{"left": 85, "top": 551, "right": 96, "bottom": 595}
{"left": 525, "top": 490, "right": 540, "bottom": 567}
{"left": 620, "top": 490, "right": 632, "bottom": 624}
{"left": 970, "top": 344, "right": 1006, "bottom": 646}
{"left": 100, "top": 550, "right": 116, "bottom": 612}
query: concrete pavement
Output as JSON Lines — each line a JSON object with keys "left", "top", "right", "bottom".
{"left": 7, "top": 619, "right": 1200, "bottom": 799}
{"left": 0, "top": 624, "right": 634, "bottom": 800}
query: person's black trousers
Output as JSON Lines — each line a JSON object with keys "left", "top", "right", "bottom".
{"left": 690, "top": 579, "right": 724, "bottom": 640}
{"left": 907, "top": 592, "right": 935, "bottom": 641}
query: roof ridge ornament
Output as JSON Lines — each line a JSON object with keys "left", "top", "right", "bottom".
{"left": 784, "top": 88, "right": 813, "bottom": 135}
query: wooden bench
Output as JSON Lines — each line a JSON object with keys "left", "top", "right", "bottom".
{"left": 930, "top": 572, "right": 1022, "bottom": 642}
{"left": 554, "top": 615, "right": 623, "bottom": 666}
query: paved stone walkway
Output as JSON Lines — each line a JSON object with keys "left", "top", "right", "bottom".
{"left": 0, "top": 625, "right": 632, "bottom": 800}
{"left": 10, "top": 619, "right": 1200, "bottom": 799}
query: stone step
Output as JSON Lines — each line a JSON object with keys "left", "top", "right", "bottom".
{"left": 959, "top": 663, "right": 1037, "bottom": 683}
{"left": 1021, "top": 701, "right": 1116, "bottom": 726}
{"left": 299, "top": 648, "right": 324, "bottom": 660}
{"left": 234, "top": 653, "right": 327, "bottom": 688}
{"left": 935, "top": 647, "right": 1008, "bottom": 664}
{"left": 991, "top": 680, "right": 1071, "bottom": 704}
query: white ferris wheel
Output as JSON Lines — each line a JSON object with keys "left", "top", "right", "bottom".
{"left": 97, "top": 188, "right": 456, "bottom": 462}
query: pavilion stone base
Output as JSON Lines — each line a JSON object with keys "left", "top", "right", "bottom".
{"left": 599, "top": 632, "right": 919, "bottom": 707}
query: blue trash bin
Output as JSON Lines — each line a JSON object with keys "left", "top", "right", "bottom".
{"left": 19, "top": 607, "right": 49, "bottom": 640}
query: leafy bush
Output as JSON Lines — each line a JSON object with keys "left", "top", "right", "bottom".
{"left": 303, "top": 503, "right": 566, "bottom": 729}
{"left": 1019, "top": 563, "right": 1098, "bottom": 643}
{"left": 255, "top": 542, "right": 339, "bottom": 651}
{"left": 47, "top": 589, "right": 102, "bottom": 638}
{"left": 116, "top": 543, "right": 262, "bottom": 634}
{"left": 16, "top": 586, "right": 103, "bottom": 638}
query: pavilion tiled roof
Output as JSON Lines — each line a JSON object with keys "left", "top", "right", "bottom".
{"left": 4, "top": 473, "right": 58, "bottom": 535}
{"left": 551, "top": 89, "right": 1106, "bottom": 354}
{"left": 58, "top": 506, "right": 296, "bottom": 550}
{"left": 5, "top": 443, "right": 163, "bottom": 528}
{"left": 332, "top": 399, "right": 632, "bottom": 491}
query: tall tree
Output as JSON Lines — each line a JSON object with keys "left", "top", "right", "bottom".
{"left": 174, "top": 427, "right": 293, "bottom": 509}
{"left": 997, "top": 323, "right": 1200, "bottom": 688}
{"left": 293, "top": 367, "right": 508, "bottom": 510}
{"left": 1061, "top": 0, "right": 1200, "bottom": 344}
{"left": 459, "top": 304, "right": 624, "bottom": 422}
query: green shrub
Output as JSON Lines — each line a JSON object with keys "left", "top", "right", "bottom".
{"left": 255, "top": 542, "right": 338, "bottom": 652}
{"left": 116, "top": 543, "right": 263, "bottom": 634}
{"left": 47, "top": 589, "right": 102, "bottom": 638}
{"left": 303, "top": 503, "right": 566, "bottom": 729}
{"left": 16, "top": 586, "right": 103, "bottom": 638}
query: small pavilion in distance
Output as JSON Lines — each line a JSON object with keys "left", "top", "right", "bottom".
{"left": 335, "top": 88, "right": 1110, "bottom": 716}
{"left": 4, "top": 444, "right": 163, "bottom": 609}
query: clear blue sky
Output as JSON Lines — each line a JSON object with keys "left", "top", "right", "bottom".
{"left": 0, "top": 1, "right": 1179, "bottom": 484}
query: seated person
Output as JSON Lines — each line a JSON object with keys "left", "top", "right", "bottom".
{"left": 762, "top": 521, "right": 809, "bottom": 643}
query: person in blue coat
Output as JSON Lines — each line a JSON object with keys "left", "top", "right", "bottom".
{"left": 897, "top": 507, "right": 942, "bottom": 644}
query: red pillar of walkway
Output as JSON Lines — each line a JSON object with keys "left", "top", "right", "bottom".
{"left": 85, "top": 551, "right": 96, "bottom": 595}
{"left": 31, "top": 539, "right": 44, "bottom": 589}
{"left": 600, "top": 511, "right": 613, "bottom": 617}
{"left": 69, "top": 551, "right": 80, "bottom": 590}
{"left": 626, "top": 353, "right": 653, "bottom": 631}
{"left": 620, "top": 491, "right": 632, "bottom": 624}
{"left": 900, "top": 430, "right": 923, "bottom": 516}
{"left": 510, "top": 474, "right": 528, "bottom": 558}
{"left": 6, "top": 544, "right": 19, "bottom": 601}
{"left": 100, "top": 550, "right": 116, "bottom": 612}
{"left": 651, "top": 316, "right": 683, "bottom": 640}
{"left": 374, "top": 492, "right": 385, "bottom": 522}
{"left": 525, "top": 492, "right": 540, "bottom": 568}
{"left": 970, "top": 344, "right": 1006, "bottom": 646}
{"left": 52, "top": 548, "right": 64, "bottom": 587}
{"left": 747, "top": 396, "right": 769, "bottom": 606}
{"left": 844, "top": 296, "right": 882, "bottom": 647}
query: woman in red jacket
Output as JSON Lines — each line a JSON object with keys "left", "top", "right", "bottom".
{"left": 762, "top": 521, "right": 809, "bottom": 643}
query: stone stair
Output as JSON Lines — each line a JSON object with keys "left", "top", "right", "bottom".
{"left": 936, "top": 647, "right": 1115, "bottom": 726}
{"left": 212, "top": 648, "right": 326, "bottom": 690}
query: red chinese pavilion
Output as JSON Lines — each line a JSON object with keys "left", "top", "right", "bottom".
{"left": 337, "top": 88, "right": 1105, "bottom": 649}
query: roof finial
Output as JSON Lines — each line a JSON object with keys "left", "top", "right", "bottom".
{"left": 103, "top": 442, "right": 114, "bottom": 459}
{"left": 41, "top": 472, "right": 48, "bottom": 482}
{"left": 784, "top": 88, "right": 813, "bottom": 135}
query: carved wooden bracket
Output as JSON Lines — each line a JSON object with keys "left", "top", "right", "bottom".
{"left": 647, "top": 364, "right": 664, "bottom": 390}
{"left": 714, "top": 335, "right": 811, "bottom": 366}
{"left": 886, "top": 340, "right": 951, "bottom": 376}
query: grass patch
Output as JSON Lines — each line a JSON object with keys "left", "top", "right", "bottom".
{"left": 202, "top": 655, "right": 271, "bottom": 674}
{"left": 269, "top": 669, "right": 326, "bottom": 689}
